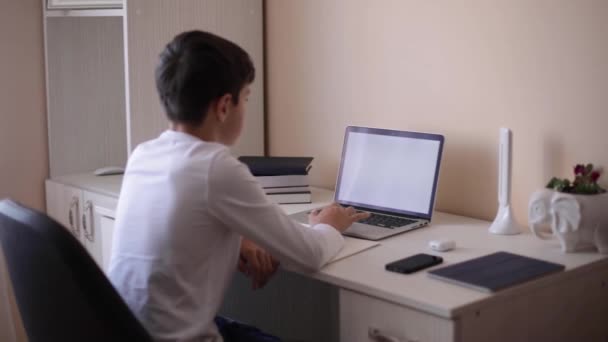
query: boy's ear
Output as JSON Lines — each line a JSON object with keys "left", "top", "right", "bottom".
{"left": 215, "top": 93, "right": 233, "bottom": 123}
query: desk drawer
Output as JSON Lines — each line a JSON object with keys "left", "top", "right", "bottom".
{"left": 458, "top": 264, "right": 608, "bottom": 342}
{"left": 340, "top": 289, "right": 455, "bottom": 342}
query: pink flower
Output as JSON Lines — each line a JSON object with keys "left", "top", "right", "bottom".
{"left": 574, "top": 164, "right": 585, "bottom": 175}
{"left": 591, "top": 171, "right": 600, "bottom": 182}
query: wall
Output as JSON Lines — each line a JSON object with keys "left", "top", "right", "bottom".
{"left": 0, "top": 1, "right": 47, "bottom": 341}
{"left": 265, "top": 0, "right": 608, "bottom": 224}
{"left": 0, "top": 0, "right": 48, "bottom": 210}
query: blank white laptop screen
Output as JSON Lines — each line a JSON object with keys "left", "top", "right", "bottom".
{"left": 336, "top": 129, "right": 442, "bottom": 217}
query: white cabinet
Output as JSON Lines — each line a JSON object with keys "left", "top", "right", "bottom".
{"left": 340, "top": 289, "right": 455, "bottom": 342}
{"left": 47, "top": 0, "right": 122, "bottom": 10}
{"left": 45, "top": 15, "right": 127, "bottom": 178}
{"left": 45, "top": 180, "right": 117, "bottom": 272}
{"left": 98, "top": 212, "right": 117, "bottom": 270}
{"left": 45, "top": 180, "right": 84, "bottom": 242}
{"left": 43, "top": 0, "right": 265, "bottom": 179}
{"left": 81, "top": 191, "right": 118, "bottom": 271}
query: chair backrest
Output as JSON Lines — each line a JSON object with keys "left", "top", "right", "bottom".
{"left": 0, "top": 199, "right": 151, "bottom": 342}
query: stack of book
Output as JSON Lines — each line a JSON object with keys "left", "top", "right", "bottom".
{"left": 238, "top": 156, "right": 313, "bottom": 204}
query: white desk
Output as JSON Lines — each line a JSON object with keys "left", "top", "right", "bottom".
{"left": 46, "top": 175, "right": 608, "bottom": 342}
{"left": 270, "top": 188, "right": 607, "bottom": 342}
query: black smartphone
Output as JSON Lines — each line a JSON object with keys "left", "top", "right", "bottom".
{"left": 385, "top": 253, "right": 443, "bottom": 274}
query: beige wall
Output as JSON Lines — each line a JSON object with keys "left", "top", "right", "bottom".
{"left": 0, "top": 1, "right": 46, "bottom": 341}
{"left": 265, "top": 0, "right": 608, "bottom": 224}
{"left": 0, "top": 0, "right": 48, "bottom": 211}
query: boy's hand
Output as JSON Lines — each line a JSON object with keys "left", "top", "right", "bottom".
{"left": 238, "top": 238, "right": 280, "bottom": 290}
{"left": 308, "top": 203, "right": 371, "bottom": 233}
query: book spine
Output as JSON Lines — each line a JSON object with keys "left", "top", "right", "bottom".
{"left": 256, "top": 175, "right": 309, "bottom": 188}
{"left": 249, "top": 167, "right": 309, "bottom": 176}
{"left": 264, "top": 186, "right": 310, "bottom": 194}
{"left": 266, "top": 192, "right": 312, "bottom": 204}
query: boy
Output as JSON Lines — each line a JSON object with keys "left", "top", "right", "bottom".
{"left": 108, "top": 30, "right": 368, "bottom": 341}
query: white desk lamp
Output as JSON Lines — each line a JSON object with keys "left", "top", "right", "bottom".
{"left": 489, "top": 128, "right": 523, "bottom": 235}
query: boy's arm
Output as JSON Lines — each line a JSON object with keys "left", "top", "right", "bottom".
{"left": 208, "top": 151, "right": 344, "bottom": 271}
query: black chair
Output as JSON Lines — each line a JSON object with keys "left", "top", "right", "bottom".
{"left": 0, "top": 199, "right": 151, "bottom": 341}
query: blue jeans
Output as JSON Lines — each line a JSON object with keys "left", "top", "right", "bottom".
{"left": 215, "top": 316, "right": 282, "bottom": 342}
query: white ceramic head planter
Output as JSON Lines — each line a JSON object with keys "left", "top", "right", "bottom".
{"left": 529, "top": 188, "right": 608, "bottom": 253}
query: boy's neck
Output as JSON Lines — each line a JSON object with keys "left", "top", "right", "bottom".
{"left": 169, "top": 121, "right": 218, "bottom": 143}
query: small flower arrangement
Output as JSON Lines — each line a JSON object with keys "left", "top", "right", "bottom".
{"left": 547, "top": 163, "right": 606, "bottom": 194}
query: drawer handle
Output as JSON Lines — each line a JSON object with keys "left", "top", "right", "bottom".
{"left": 82, "top": 201, "right": 94, "bottom": 242}
{"left": 369, "top": 327, "right": 418, "bottom": 342}
{"left": 68, "top": 196, "right": 80, "bottom": 237}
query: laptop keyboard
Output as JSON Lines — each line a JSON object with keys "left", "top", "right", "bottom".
{"left": 358, "top": 213, "right": 416, "bottom": 229}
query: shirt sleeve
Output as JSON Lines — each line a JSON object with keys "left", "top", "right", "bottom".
{"left": 207, "top": 150, "right": 344, "bottom": 271}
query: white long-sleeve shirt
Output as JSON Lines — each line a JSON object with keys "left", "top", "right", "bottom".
{"left": 108, "top": 130, "right": 344, "bottom": 341}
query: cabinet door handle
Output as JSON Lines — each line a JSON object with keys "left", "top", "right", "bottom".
{"left": 68, "top": 196, "right": 80, "bottom": 238}
{"left": 82, "top": 200, "right": 94, "bottom": 242}
{"left": 369, "top": 327, "right": 418, "bottom": 342}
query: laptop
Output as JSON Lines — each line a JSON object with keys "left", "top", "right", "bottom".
{"left": 290, "top": 126, "right": 444, "bottom": 241}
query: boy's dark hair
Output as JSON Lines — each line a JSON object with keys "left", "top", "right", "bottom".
{"left": 155, "top": 30, "right": 255, "bottom": 125}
